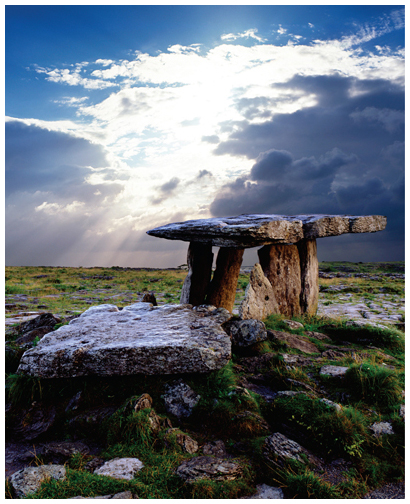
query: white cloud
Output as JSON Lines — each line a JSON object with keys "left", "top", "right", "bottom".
{"left": 277, "top": 25, "right": 287, "bottom": 35}
{"left": 221, "top": 28, "right": 266, "bottom": 43}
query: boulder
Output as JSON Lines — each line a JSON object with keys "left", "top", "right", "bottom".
{"left": 268, "top": 330, "right": 319, "bottom": 354}
{"left": 141, "top": 292, "right": 157, "bottom": 306}
{"left": 369, "top": 422, "right": 394, "bottom": 437}
{"left": 94, "top": 457, "right": 144, "bottom": 480}
{"left": 320, "top": 365, "right": 349, "bottom": 377}
{"left": 175, "top": 456, "right": 242, "bottom": 482}
{"left": 203, "top": 440, "right": 228, "bottom": 458}
{"left": 15, "top": 326, "right": 55, "bottom": 347}
{"left": 245, "top": 484, "right": 284, "bottom": 499}
{"left": 239, "top": 264, "right": 279, "bottom": 320}
{"left": 134, "top": 393, "right": 153, "bottom": 412}
{"left": 163, "top": 379, "right": 201, "bottom": 419}
{"left": 17, "top": 303, "right": 232, "bottom": 378}
{"left": 164, "top": 428, "right": 199, "bottom": 454}
{"left": 9, "top": 464, "right": 66, "bottom": 498}
{"left": 263, "top": 432, "right": 322, "bottom": 468}
{"left": 13, "top": 313, "right": 61, "bottom": 336}
{"left": 225, "top": 319, "right": 268, "bottom": 348}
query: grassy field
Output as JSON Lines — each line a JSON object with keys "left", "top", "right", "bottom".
{"left": 5, "top": 262, "right": 405, "bottom": 499}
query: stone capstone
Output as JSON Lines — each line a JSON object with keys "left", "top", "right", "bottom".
{"left": 175, "top": 456, "right": 242, "bottom": 482}
{"left": 9, "top": 464, "right": 66, "bottom": 498}
{"left": 17, "top": 303, "right": 233, "bottom": 378}
{"left": 94, "top": 458, "right": 144, "bottom": 480}
{"left": 163, "top": 379, "right": 201, "bottom": 418}
{"left": 147, "top": 214, "right": 386, "bottom": 248}
{"left": 239, "top": 263, "right": 279, "bottom": 320}
{"left": 224, "top": 319, "right": 267, "bottom": 347}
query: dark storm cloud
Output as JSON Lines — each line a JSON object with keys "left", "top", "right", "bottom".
{"left": 209, "top": 73, "right": 404, "bottom": 260}
{"left": 5, "top": 121, "right": 113, "bottom": 197}
{"left": 151, "top": 176, "right": 181, "bottom": 205}
{"left": 197, "top": 169, "right": 213, "bottom": 179}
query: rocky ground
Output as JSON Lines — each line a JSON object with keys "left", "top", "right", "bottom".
{"left": 5, "top": 262, "right": 405, "bottom": 499}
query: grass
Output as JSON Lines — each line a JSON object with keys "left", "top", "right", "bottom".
{"left": 5, "top": 262, "right": 405, "bottom": 499}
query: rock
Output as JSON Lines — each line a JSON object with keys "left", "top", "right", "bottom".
{"left": 147, "top": 409, "right": 161, "bottom": 434}
{"left": 369, "top": 422, "right": 394, "bottom": 437}
{"left": 399, "top": 404, "right": 405, "bottom": 420}
{"left": 65, "top": 391, "right": 83, "bottom": 413}
{"left": 163, "top": 379, "right": 201, "bottom": 418}
{"left": 180, "top": 242, "right": 213, "bottom": 306}
{"left": 141, "top": 292, "right": 157, "bottom": 306}
{"left": 84, "top": 457, "right": 105, "bottom": 473}
{"left": 68, "top": 406, "right": 117, "bottom": 436}
{"left": 94, "top": 457, "right": 144, "bottom": 480}
{"left": 134, "top": 393, "right": 153, "bottom": 412}
{"left": 268, "top": 330, "right": 319, "bottom": 354}
{"left": 321, "top": 350, "right": 346, "bottom": 360}
{"left": 258, "top": 244, "right": 302, "bottom": 317}
{"left": 238, "top": 353, "right": 276, "bottom": 374}
{"left": 203, "top": 440, "right": 228, "bottom": 458}
{"left": 147, "top": 214, "right": 386, "bottom": 248}
{"left": 71, "top": 491, "right": 134, "bottom": 499}
{"left": 224, "top": 319, "right": 268, "bottom": 347}
{"left": 320, "top": 398, "right": 342, "bottom": 412}
{"left": 282, "top": 319, "right": 304, "bottom": 330}
{"left": 233, "top": 410, "right": 270, "bottom": 432}
{"left": 320, "top": 365, "right": 349, "bottom": 377}
{"left": 206, "top": 247, "right": 245, "bottom": 312}
{"left": 297, "top": 239, "right": 319, "bottom": 315}
{"left": 14, "top": 313, "right": 61, "bottom": 335}
{"left": 262, "top": 432, "right": 322, "bottom": 468}
{"left": 245, "top": 484, "right": 284, "bottom": 499}
{"left": 43, "top": 441, "right": 90, "bottom": 463}
{"left": 17, "top": 303, "right": 232, "bottom": 377}
{"left": 15, "top": 326, "right": 55, "bottom": 346}
{"left": 175, "top": 456, "right": 242, "bottom": 482}
{"left": 12, "top": 404, "right": 56, "bottom": 441}
{"left": 239, "top": 264, "right": 279, "bottom": 320}
{"left": 165, "top": 428, "right": 199, "bottom": 454}
{"left": 9, "top": 464, "right": 66, "bottom": 498}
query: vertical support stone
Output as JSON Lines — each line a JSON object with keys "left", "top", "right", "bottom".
{"left": 258, "top": 244, "right": 302, "bottom": 317}
{"left": 297, "top": 238, "right": 319, "bottom": 315}
{"left": 206, "top": 247, "right": 244, "bottom": 312}
{"left": 180, "top": 242, "right": 213, "bottom": 306}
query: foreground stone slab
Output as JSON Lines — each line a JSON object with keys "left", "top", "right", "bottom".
{"left": 10, "top": 464, "right": 66, "bottom": 498}
{"left": 147, "top": 214, "right": 386, "bottom": 248}
{"left": 94, "top": 457, "right": 144, "bottom": 480}
{"left": 17, "top": 303, "right": 232, "bottom": 378}
{"left": 176, "top": 456, "right": 242, "bottom": 482}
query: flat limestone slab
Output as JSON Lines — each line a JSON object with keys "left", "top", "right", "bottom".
{"left": 146, "top": 214, "right": 386, "bottom": 248}
{"left": 17, "top": 303, "right": 233, "bottom": 378}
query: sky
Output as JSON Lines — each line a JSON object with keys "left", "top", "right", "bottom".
{"left": 5, "top": 5, "right": 405, "bottom": 267}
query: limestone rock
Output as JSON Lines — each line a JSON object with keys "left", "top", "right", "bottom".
{"left": 245, "top": 484, "right": 284, "bottom": 499}
{"left": 262, "top": 432, "right": 322, "bottom": 468}
{"left": 9, "top": 464, "right": 66, "bottom": 498}
{"left": 43, "top": 441, "right": 90, "bottom": 464}
{"left": 239, "top": 263, "right": 279, "bottom": 320}
{"left": 165, "top": 428, "right": 199, "bottom": 454}
{"left": 12, "top": 403, "right": 56, "bottom": 441}
{"left": 134, "top": 393, "right": 153, "bottom": 412}
{"left": 320, "top": 365, "right": 349, "bottom": 377}
{"left": 258, "top": 244, "right": 302, "bottom": 317}
{"left": 224, "top": 319, "right": 268, "bottom": 347}
{"left": 297, "top": 239, "right": 319, "bottom": 315}
{"left": 369, "top": 422, "right": 394, "bottom": 437}
{"left": 399, "top": 404, "right": 405, "bottom": 420}
{"left": 14, "top": 313, "right": 61, "bottom": 336}
{"left": 206, "top": 247, "right": 244, "bottom": 312}
{"left": 17, "top": 303, "right": 232, "bottom": 377}
{"left": 268, "top": 330, "right": 319, "bottom": 354}
{"left": 15, "top": 326, "right": 55, "bottom": 347}
{"left": 203, "top": 440, "right": 228, "bottom": 458}
{"left": 175, "top": 456, "right": 242, "bottom": 482}
{"left": 180, "top": 242, "right": 213, "bottom": 305}
{"left": 94, "top": 457, "right": 144, "bottom": 480}
{"left": 71, "top": 491, "right": 134, "bottom": 499}
{"left": 282, "top": 319, "right": 304, "bottom": 330}
{"left": 163, "top": 379, "right": 201, "bottom": 418}
{"left": 141, "top": 292, "right": 157, "bottom": 306}
{"left": 147, "top": 214, "right": 386, "bottom": 248}
{"left": 320, "top": 398, "right": 342, "bottom": 412}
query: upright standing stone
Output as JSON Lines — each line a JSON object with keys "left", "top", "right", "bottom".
{"left": 297, "top": 239, "right": 319, "bottom": 315}
{"left": 239, "top": 263, "right": 279, "bottom": 320}
{"left": 180, "top": 242, "right": 213, "bottom": 305}
{"left": 206, "top": 247, "right": 244, "bottom": 312}
{"left": 258, "top": 244, "right": 302, "bottom": 317}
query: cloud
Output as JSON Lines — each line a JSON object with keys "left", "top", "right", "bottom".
{"left": 221, "top": 28, "right": 265, "bottom": 43}
{"left": 350, "top": 106, "right": 404, "bottom": 133}
{"left": 151, "top": 177, "right": 181, "bottom": 205}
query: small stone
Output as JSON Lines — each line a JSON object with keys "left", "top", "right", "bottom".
{"left": 43, "top": 441, "right": 90, "bottom": 463}
{"left": 9, "top": 464, "right": 66, "bottom": 498}
{"left": 94, "top": 457, "right": 144, "bottom": 480}
{"left": 175, "top": 456, "right": 242, "bottom": 483}
{"left": 268, "top": 330, "right": 319, "bottom": 354}
{"left": 320, "top": 398, "right": 342, "bottom": 412}
{"left": 14, "top": 326, "right": 55, "bottom": 346}
{"left": 319, "top": 365, "right": 349, "bottom": 377}
{"left": 283, "top": 320, "right": 304, "bottom": 330}
{"left": 165, "top": 428, "right": 199, "bottom": 454}
{"left": 71, "top": 490, "right": 135, "bottom": 499}
{"left": 262, "top": 432, "right": 322, "bottom": 468}
{"left": 245, "top": 483, "right": 284, "bottom": 499}
{"left": 203, "top": 440, "right": 228, "bottom": 458}
{"left": 224, "top": 319, "right": 268, "bottom": 347}
{"left": 399, "top": 404, "right": 405, "bottom": 420}
{"left": 134, "top": 393, "right": 153, "bottom": 412}
{"left": 141, "top": 292, "right": 157, "bottom": 306}
{"left": 369, "top": 422, "right": 394, "bottom": 437}
{"left": 163, "top": 379, "right": 201, "bottom": 419}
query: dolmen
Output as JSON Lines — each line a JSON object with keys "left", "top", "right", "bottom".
{"left": 147, "top": 214, "right": 386, "bottom": 317}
